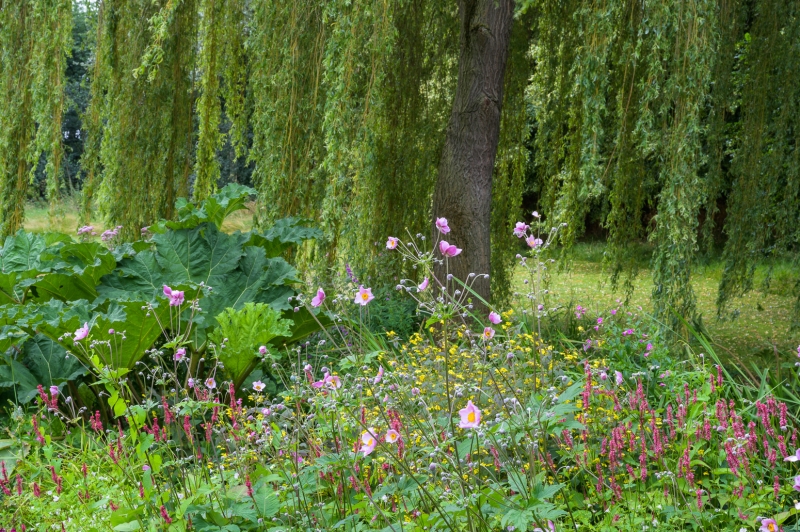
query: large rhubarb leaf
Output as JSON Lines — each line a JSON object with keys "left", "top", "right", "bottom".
{"left": 154, "top": 183, "right": 256, "bottom": 231}
{"left": 0, "top": 354, "right": 41, "bottom": 403}
{"left": 209, "top": 303, "right": 293, "bottom": 387}
{"left": 22, "top": 334, "right": 87, "bottom": 390}
{"left": 97, "top": 223, "right": 298, "bottom": 345}
{"left": 245, "top": 217, "right": 323, "bottom": 258}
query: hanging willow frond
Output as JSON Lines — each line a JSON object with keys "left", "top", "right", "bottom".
{"left": 523, "top": 0, "right": 799, "bottom": 334}
{"left": 0, "top": 0, "right": 72, "bottom": 235}
{"left": 94, "top": 0, "right": 197, "bottom": 238}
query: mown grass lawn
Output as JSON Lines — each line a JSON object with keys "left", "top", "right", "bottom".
{"left": 515, "top": 242, "right": 800, "bottom": 368}
{"left": 22, "top": 196, "right": 257, "bottom": 234}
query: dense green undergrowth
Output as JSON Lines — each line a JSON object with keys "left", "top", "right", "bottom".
{"left": 2, "top": 209, "right": 800, "bottom": 532}
{"left": 0, "top": 185, "right": 326, "bottom": 408}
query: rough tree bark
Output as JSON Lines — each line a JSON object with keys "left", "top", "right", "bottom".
{"left": 432, "top": 0, "right": 514, "bottom": 308}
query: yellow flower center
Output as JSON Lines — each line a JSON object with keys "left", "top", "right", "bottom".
{"left": 467, "top": 411, "right": 475, "bottom": 423}
{"left": 768, "top": 525, "right": 775, "bottom": 532}
{"left": 362, "top": 293, "right": 369, "bottom": 300}
{"left": 366, "top": 437, "right": 373, "bottom": 446}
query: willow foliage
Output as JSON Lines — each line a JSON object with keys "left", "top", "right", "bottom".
{"left": 0, "top": 0, "right": 72, "bottom": 235}
{"left": 2, "top": 0, "right": 798, "bottom": 323}
{"left": 523, "top": 0, "right": 800, "bottom": 332}
{"left": 248, "top": 1, "right": 457, "bottom": 277}
{"left": 90, "top": 0, "right": 197, "bottom": 239}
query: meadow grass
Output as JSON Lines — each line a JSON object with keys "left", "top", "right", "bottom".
{"left": 517, "top": 241, "right": 800, "bottom": 367}
{"left": 22, "top": 197, "right": 256, "bottom": 234}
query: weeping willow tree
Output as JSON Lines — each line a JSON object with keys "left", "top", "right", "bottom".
{"left": 716, "top": 0, "right": 800, "bottom": 328}
{"left": 247, "top": 1, "right": 457, "bottom": 274}
{"left": 0, "top": 0, "right": 72, "bottom": 235}
{"left": 3, "top": 0, "right": 798, "bottom": 322}
{"left": 245, "top": 0, "right": 532, "bottom": 303}
{"left": 523, "top": 0, "right": 800, "bottom": 333}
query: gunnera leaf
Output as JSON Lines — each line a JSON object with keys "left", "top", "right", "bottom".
{"left": 209, "top": 302, "right": 293, "bottom": 387}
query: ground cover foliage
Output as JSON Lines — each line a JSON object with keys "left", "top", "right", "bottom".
{"left": 0, "top": 185, "right": 325, "bottom": 407}
{"left": 2, "top": 213, "right": 800, "bottom": 531}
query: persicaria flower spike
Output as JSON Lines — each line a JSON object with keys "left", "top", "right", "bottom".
{"left": 435, "top": 217, "right": 450, "bottom": 234}
{"left": 386, "top": 237, "right": 399, "bottom": 250}
{"left": 458, "top": 400, "right": 481, "bottom": 429}
{"left": 311, "top": 288, "right": 325, "bottom": 308}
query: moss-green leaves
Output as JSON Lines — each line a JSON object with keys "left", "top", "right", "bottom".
{"left": 210, "top": 302, "right": 293, "bottom": 388}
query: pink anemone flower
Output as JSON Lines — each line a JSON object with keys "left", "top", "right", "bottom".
{"left": 438, "top": 241, "right": 462, "bottom": 257}
{"left": 311, "top": 288, "right": 326, "bottom": 308}
{"left": 163, "top": 285, "right": 185, "bottom": 306}
{"left": 759, "top": 518, "right": 779, "bottom": 532}
{"left": 360, "top": 429, "right": 378, "bottom": 456}
{"left": 354, "top": 286, "right": 375, "bottom": 306}
{"left": 525, "top": 236, "right": 543, "bottom": 248}
{"left": 784, "top": 449, "right": 800, "bottom": 462}
{"left": 418, "top": 277, "right": 429, "bottom": 292}
{"left": 458, "top": 400, "right": 481, "bottom": 429}
{"left": 74, "top": 322, "right": 90, "bottom": 341}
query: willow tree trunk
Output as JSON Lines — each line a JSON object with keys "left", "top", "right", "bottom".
{"left": 432, "top": 0, "right": 514, "bottom": 308}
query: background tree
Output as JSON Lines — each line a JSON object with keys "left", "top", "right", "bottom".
{"left": 432, "top": 0, "right": 515, "bottom": 305}
{"left": 0, "top": 0, "right": 72, "bottom": 234}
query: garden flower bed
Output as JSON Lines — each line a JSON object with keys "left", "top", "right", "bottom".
{"left": 1, "top": 201, "right": 800, "bottom": 531}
